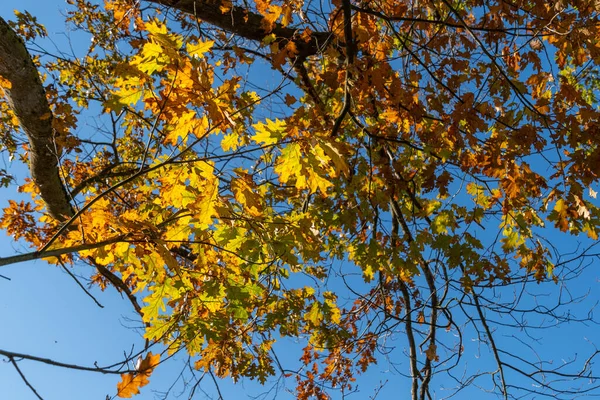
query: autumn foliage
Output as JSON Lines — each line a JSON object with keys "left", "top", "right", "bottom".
{"left": 1, "top": 0, "right": 600, "bottom": 398}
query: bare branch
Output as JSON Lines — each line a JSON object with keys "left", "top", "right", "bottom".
{"left": 8, "top": 356, "right": 45, "bottom": 400}
{"left": 0, "top": 348, "right": 134, "bottom": 375}
{"left": 0, "top": 235, "right": 126, "bottom": 267}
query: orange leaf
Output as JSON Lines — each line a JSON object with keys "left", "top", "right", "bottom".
{"left": 0, "top": 75, "right": 12, "bottom": 89}
{"left": 138, "top": 351, "right": 161, "bottom": 373}
{"left": 116, "top": 352, "right": 160, "bottom": 398}
{"left": 116, "top": 373, "right": 149, "bottom": 398}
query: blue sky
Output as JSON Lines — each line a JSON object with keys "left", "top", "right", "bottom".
{"left": 2, "top": 1, "right": 600, "bottom": 400}
{"left": 0, "top": 2, "right": 182, "bottom": 399}
{"left": 0, "top": 3, "right": 309, "bottom": 399}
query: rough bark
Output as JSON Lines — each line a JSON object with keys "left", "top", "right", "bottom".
{"left": 0, "top": 17, "right": 74, "bottom": 221}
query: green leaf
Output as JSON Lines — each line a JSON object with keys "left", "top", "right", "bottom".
{"left": 304, "top": 302, "right": 323, "bottom": 326}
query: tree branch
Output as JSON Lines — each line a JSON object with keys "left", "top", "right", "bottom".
{"left": 145, "top": 0, "right": 331, "bottom": 59}
{"left": 0, "top": 348, "right": 134, "bottom": 375}
{"left": 0, "top": 17, "right": 74, "bottom": 221}
{"left": 8, "top": 356, "right": 44, "bottom": 400}
{"left": 58, "top": 259, "right": 105, "bottom": 308}
{"left": 0, "top": 235, "right": 127, "bottom": 267}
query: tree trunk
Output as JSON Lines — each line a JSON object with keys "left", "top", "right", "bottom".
{"left": 0, "top": 17, "right": 73, "bottom": 222}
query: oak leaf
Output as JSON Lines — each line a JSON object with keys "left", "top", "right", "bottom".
{"left": 116, "top": 352, "right": 160, "bottom": 398}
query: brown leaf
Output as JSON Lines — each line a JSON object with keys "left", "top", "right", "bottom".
{"left": 425, "top": 344, "right": 438, "bottom": 361}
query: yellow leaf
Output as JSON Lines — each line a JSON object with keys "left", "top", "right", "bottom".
{"left": 251, "top": 118, "right": 286, "bottom": 145}
{"left": 190, "top": 164, "right": 219, "bottom": 228}
{"left": 307, "top": 170, "right": 332, "bottom": 193}
{"left": 362, "top": 264, "right": 375, "bottom": 282}
{"left": 0, "top": 76, "right": 12, "bottom": 89}
{"left": 274, "top": 143, "right": 302, "bottom": 183}
{"left": 187, "top": 40, "right": 214, "bottom": 58}
{"left": 232, "top": 170, "right": 263, "bottom": 217}
{"left": 198, "top": 293, "right": 223, "bottom": 312}
{"left": 261, "top": 5, "right": 282, "bottom": 32}
{"left": 221, "top": 133, "right": 239, "bottom": 151}
{"left": 135, "top": 41, "right": 168, "bottom": 74}
{"left": 281, "top": 5, "right": 293, "bottom": 26}
{"left": 554, "top": 198, "right": 567, "bottom": 213}
{"left": 304, "top": 302, "right": 323, "bottom": 326}
{"left": 144, "top": 19, "right": 168, "bottom": 36}
{"left": 583, "top": 222, "right": 598, "bottom": 240}
{"left": 379, "top": 109, "right": 400, "bottom": 123}
{"left": 164, "top": 110, "right": 196, "bottom": 145}
{"left": 219, "top": 0, "right": 233, "bottom": 12}
{"left": 142, "top": 279, "right": 181, "bottom": 322}
{"left": 324, "top": 293, "right": 341, "bottom": 324}
{"left": 154, "top": 240, "right": 182, "bottom": 276}
{"left": 163, "top": 215, "right": 192, "bottom": 243}
{"left": 112, "top": 76, "right": 144, "bottom": 106}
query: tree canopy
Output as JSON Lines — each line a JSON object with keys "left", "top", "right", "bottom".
{"left": 1, "top": 0, "right": 600, "bottom": 398}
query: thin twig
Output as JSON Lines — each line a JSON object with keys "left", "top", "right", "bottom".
{"left": 0, "top": 349, "right": 134, "bottom": 375}
{"left": 471, "top": 287, "right": 508, "bottom": 399}
{"left": 58, "top": 260, "right": 104, "bottom": 308}
{"left": 0, "top": 235, "right": 127, "bottom": 268}
{"left": 209, "top": 368, "right": 225, "bottom": 400}
{"left": 9, "top": 356, "right": 44, "bottom": 400}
